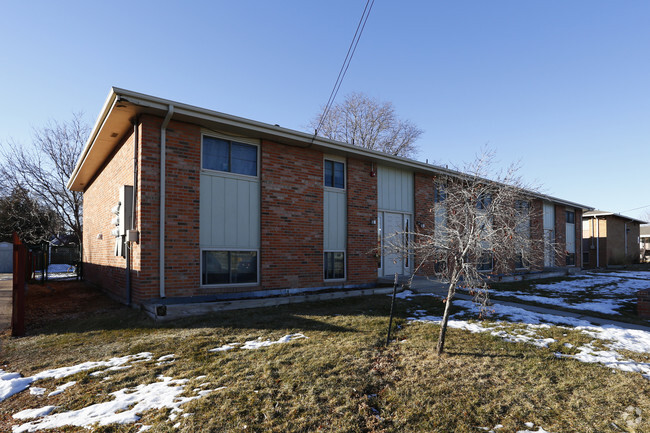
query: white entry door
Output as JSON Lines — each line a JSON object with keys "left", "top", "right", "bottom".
{"left": 381, "top": 212, "right": 411, "bottom": 277}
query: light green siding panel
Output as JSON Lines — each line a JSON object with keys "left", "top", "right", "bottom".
{"left": 200, "top": 173, "right": 259, "bottom": 249}
{"left": 324, "top": 190, "right": 346, "bottom": 250}
{"left": 377, "top": 166, "right": 414, "bottom": 213}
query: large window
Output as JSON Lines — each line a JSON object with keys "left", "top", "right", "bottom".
{"left": 324, "top": 160, "right": 345, "bottom": 189}
{"left": 202, "top": 250, "right": 258, "bottom": 285}
{"left": 324, "top": 251, "right": 345, "bottom": 280}
{"left": 203, "top": 136, "right": 257, "bottom": 176}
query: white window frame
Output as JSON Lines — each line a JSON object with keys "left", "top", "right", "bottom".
{"left": 324, "top": 250, "right": 346, "bottom": 281}
{"left": 200, "top": 248, "right": 260, "bottom": 287}
{"left": 201, "top": 133, "right": 260, "bottom": 180}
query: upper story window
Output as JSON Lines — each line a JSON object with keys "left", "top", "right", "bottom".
{"left": 203, "top": 136, "right": 257, "bottom": 176}
{"left": 566, "top": 210, "right": 575, "bottom": 224}
{"left": 476, "top": 194, "right": 491, "bottom": 210}
{"left": 434, "top": 184, "right": 446, "bottom": 203}
{"left": 324, "top": 159, "right": 345, "bottom": 189}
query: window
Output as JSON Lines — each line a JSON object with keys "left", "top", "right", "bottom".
{"left": 514, "top": 253, "right": 525, "bottom": 269}
{"left": 477, "top": 194, "right": 491, "bottom": 210}
{"left": 324, "top": 251, "right": 345, "bottom": 280}
{"left": 202, "top": 250, "right": 257, "bottom": 285}
{"left": 203, "top": 136, "right": 257, "bottom": 176}
{"left": 583, "top": 252, "right": 589, "bottom": 264}
{"left": 566, "top": 252, "right": 576, "bottom": 266}
{"left": 434, "top": 184, "right": 446, "bottom": 203}
{"left": 477, "top": 253, "right": 493, "bottom": 271}
{"left": 324, "top": 160, "right": 345, "bottom": 189}
{"left": 566, "top": 210, "right": 575, "bottom": 224}
{"left": 515, "top": 200, "right": 530, "bottom": 212}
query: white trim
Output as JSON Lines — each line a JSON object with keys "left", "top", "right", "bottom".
{"left": 323, "top": 250, "right": 346, "bottom": 281}
{"left": 200, "top": 248, "right": 260, "bottom": 288}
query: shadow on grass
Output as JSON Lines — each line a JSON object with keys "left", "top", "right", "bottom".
{"left": 23, "top": 281, "right": 449, "bottom": 337}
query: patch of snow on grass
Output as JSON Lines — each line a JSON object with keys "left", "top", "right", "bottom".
{"left": 29, "top": 388, "right": 45, "bottom": 396}
{"left": 12, "top": 406, "right": 57, "bottom": 420}
{"left": 47, "top": 381, "right": 76, "bottom": 397}
{"left": 208, "top": 343, "right": 240, "bottom": 352}
{"left": 410, "top": 299, "right": 650, "bottom": 379}
{"left": 0, "top": 353, "right": 152, "bottom": 403}
{"left": 12, "top": 376, "right": 226, "bottom": 432}
{"left": 241, "top": 333, "right": 308, "bottom": 350}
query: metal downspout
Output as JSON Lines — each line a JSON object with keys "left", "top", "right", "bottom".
{"left": 160, "top": 105, "right": 174, "bottom": 299}
{"left": 126, "top": 119, "right": 139, "bottom": 306}
{"left": 595, "top": 216, "right": 600, "bottom": 268}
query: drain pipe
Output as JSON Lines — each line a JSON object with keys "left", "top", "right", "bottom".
{"left": 160, "top": 105, "right": 174, "bottom": 299}
{"left": 595, "top": 216, "right": 600, "bottom": 268}
{"left": 126, "top": 118, "right": 139, "bottom": 306}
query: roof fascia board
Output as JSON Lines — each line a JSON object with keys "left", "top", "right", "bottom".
{"left": 66, "top": 89, "right": 119, "bottom": 189}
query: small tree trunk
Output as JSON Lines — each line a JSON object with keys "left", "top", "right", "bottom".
{"left": 436, "top": 280, "right": 457, "bottom": 355}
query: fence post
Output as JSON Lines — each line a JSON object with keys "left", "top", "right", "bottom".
{"left": 12, "top": 233, "right": 26, "bottom": 337}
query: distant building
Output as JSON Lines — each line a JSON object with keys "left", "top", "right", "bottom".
{"left": 582, "top": 211, "right": 647, "bottom": 268}
{"left": 640, "top": 226, "right": 650, "bottom": 263}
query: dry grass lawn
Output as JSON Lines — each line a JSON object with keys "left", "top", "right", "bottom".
{"left": 1, "top": 281, "right": 649, "bottom": 432}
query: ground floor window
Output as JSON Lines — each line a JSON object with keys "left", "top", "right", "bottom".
{"left": 583, "top": 252, "right": 589, "bottom": 265}
{"left": 566, "top": 252, "right": 576, "bottom": 266}
{"left": 514, "top": 253, "right": 526, "bottom": 270}
{"left": 324, "top": 251, "right": 345, "bottom": 280}
{"left": 202, "top": 250, "right": 258, "bottom": 285}
{"left": 477, "top": 253, "right": 493, "bottom": 272}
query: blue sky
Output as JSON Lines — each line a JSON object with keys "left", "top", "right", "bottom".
{"left": 1, "top": 1, "right": 649, "bottom": 219}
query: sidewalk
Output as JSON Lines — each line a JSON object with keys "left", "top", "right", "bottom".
{"left": 407, "top": 276, "right": 650, "bottom": 332}
{"left": 0, "top": 274, "right": 12, "bottom": 330}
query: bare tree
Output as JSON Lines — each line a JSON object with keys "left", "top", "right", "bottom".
{"left": 0, "top": 113, "right": 88, "bottom": 244}
{"left": 387, "top": 151, "right": 549, "bottom": 355}
{"left": 0, "top": 187, "right": 62, "bottom": 245}
{"left": 310, "top": 92, "right": 423, "bottom": 158}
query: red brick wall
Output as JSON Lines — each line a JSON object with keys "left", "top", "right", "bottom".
{"left": 260, "top": 140, "right": 324, "bottom": 289}
{"left": 346, "top": 158, "right": 378, "bottom": 283}
{"left": 414, "top": 173, "right": 436, "bottom": 275}
{"left": 132, "top": 116, "right": 202, "bottom": 303}
{"left": 82, "top": 131, "right": 135, "bottom": 302}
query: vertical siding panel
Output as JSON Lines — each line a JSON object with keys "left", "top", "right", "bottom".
{"left": 250, "top": 181, "right": 260, "bottom": 248}
{"left": 199, "top": 174, "right": 211, "bottom": 246}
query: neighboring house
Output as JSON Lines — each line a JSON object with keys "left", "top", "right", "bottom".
{"left": 640, "top": 226, "right": 650, "bottom": 263}
{"left": 67, "top": 88, "right": 590, "bottom": 308}
{"left": 582, "top": 210, "right": 647, "bottom": 268}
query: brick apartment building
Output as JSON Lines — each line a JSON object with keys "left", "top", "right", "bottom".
{"left": 67, "top": 88, "right": 589, "bottom": 309}
{"left": 582, "top": 210, "right": 647, "bottom": 268}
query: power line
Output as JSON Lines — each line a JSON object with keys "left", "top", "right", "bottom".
{"left": 314, "top": 0, "right": 375, "bottom": 137}
{"left": 620, "top": 204, "right": 650, "bottom": 213}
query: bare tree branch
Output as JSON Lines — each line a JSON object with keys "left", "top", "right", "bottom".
{"left": 386, "top": 149, "right": 559, "bottom": 355}
{"left": 0, "top": 113, "right": 88, "bottom": 244}
{"left": 310, "top": 92, "right": 422, "bottom": 158}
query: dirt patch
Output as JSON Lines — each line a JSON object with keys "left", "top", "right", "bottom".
{"left": 24, "top": 280, "right": 125, "bottom": 332}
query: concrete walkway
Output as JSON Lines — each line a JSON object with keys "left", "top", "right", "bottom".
{"left": 407, "top": 276, "right": 650, "bottom": 332}
{"left": 0, "top": 274, "right": 12, "bottom": 330}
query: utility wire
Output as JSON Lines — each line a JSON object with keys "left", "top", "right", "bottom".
{"left": 313, "top": 0, "right": 375, "bottom": 138}
{"left": 620, "top": 204, "right": 650, "bottom": 213}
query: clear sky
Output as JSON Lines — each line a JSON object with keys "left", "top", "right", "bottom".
{"left": 1, "top": 1, "right": 649, "bottom": 219}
